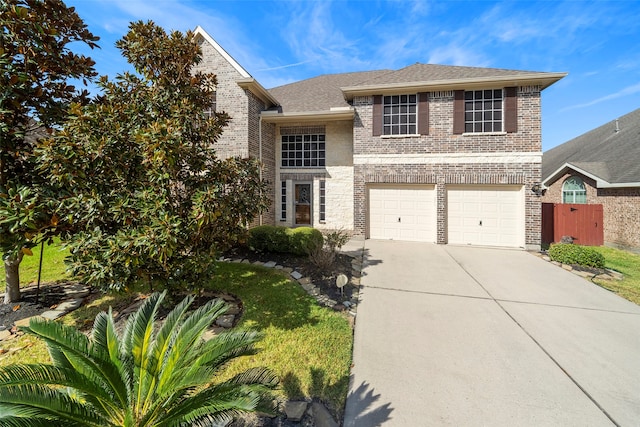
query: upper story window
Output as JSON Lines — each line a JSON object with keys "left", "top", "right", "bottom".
{"left": 465, "top": 89, "right": 503, "bottom": 133}
{"left": 204, "top": 91, "right": 216, "bottom": 118}
{"left": 562, "top": 176, "right": 587, "bottom": 204}
{"left": 383, "top": 95, "right": 417, "bottom": 135}
{"left": 281, "top": 133, "right": 326, "bottom": 168}
{"left": 453, "top": 87, "right": 517, "bottom": 134}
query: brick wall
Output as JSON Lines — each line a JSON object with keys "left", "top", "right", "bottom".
{"left": 193, "top": 37, "right": 250, "bottom": 159}
{"left": 353, "top": 87, "right": 542, "bottom": 249}
{"left": 542, "top": 172, "right": 640, "bottom": 249}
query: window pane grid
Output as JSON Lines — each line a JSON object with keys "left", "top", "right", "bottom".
{"left": 383, "top": 94, "right": 417, "bottom": 135}
{"left": 281, "top": 134, "right": 326, "bottom": 168}
{"left": 280, "top": 181, "right": 286, "bottom": 220}
{"left": 319, "top": 180, "right": 326, "bottom": 222}
{"left": 464, "top": 89, "right": 502, "bottom": 133}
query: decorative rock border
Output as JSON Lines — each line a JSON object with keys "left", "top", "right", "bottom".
{"left": 219, "top": 250, "right": 363, "bottom": 320}
{"left": 531, "top": 252, "right": 624, "bottom": 281}
{"left": 0, "top": 282, "right": 91, "bottom": 342}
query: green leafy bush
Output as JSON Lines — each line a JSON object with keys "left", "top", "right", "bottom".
{"left": 248, "top": 225, "right": 323, "bottom": 256}
{"left": 288, "top": 227, "right": 323, "bottom": 256}
{"left": 247, "top": 225, "right": 289, "bottom": 253}
{"left": 548, "top": 243, "right": 605, "bottom": 268}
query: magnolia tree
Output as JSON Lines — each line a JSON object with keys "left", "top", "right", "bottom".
{"left": 0, "top": 0, "right": 98, "bottom": 303}
{"left": 38, "top": 21, "right": 269, "bottom": 292}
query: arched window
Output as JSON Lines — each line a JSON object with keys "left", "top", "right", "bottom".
{"left": 562, "top": 176, "right": 587, "bottom": 204}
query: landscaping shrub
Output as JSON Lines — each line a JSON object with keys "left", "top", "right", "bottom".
{"left": 288, "top": 227, "right": 324, "bottom": 256}
{"left": 248, "top": 225, "right": 289, "bottom": 253}
{"left": 548, "top": 243, "right": 606, "bottom": 268}
{"left": 309, "top": 229, "right": 352, "bottom": 269}
{"left": 248, "top": 225, "right": 323, "bottom": 256}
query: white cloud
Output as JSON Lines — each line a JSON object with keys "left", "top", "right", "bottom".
{"left": 562, "top": 82, "right": 640, "bottom": 111}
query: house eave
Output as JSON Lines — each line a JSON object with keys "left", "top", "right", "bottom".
{"left": 341, "top": 72, "right": 567, "bottom": 100}
{"left": 542, "top": 163, "right": 640, "bottom": 189}
{"left": 260, "top": 108, "right": 354, "bottom": 123}
{"left": 236, "top": 78, "right": 279, "bottom": 109}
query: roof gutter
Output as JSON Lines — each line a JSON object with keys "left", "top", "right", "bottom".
{"left": 261, "top": 107, "right": 355, "bottom": 123}
{"left": 341, "top": 72, "right": 568, "bottom": 100}
{"left": 237, "top": 78, "right": 279, "bottom": 109}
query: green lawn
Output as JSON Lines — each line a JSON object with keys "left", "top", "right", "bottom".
{"left": 0, "top": 240, "right": 69, "bottom": 291}
{"left": 590, "top": 246, "right": 640, "bottom": 305}
{"left": 0, "top": 260, "right": 353, "bottom": 419}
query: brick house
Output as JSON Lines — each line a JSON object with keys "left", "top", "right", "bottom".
{"left": 194, "top": 26, "right": 565, "bottom": 250}
{"left": 541, "top": 108, "right": 640, "bottom": 250}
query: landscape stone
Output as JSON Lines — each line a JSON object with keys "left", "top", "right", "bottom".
{"left": 56, "top": 298, "right": 84, "bottom": 312}
{"left": 263, "top": 261, "right": 277, "bottom": 268}
{"left": 284, "top": 401, "right": 308, "bottom": 422}
{"left": 225, "top": 304, "right": 241, "bottom": 315}
{"left": 282, "top": 267, "right": 293, "bottom": 274}
{"left": 542, "top": 255, "right": 551, "bottom": 262}
{"left": 551, "top": 261, "right": 561, "bottom": 266}
{"left": 574, "top": 270, "right": 594, "bottom": 279}
{"left": 14, "top": 316, "right": 39, "bottom": 328}
{"left": 40, "top": 310, "right": 65, "bottom": 320}
{"left": 301, "top": 282, "right": 315, "bottom": 292}
{"left": 0, "top": 330, "right": 11, "bottom": 341}
{"left": 561, "top": 264, "right": 573, "bottom": 271}
{"left": 311, "top": 402, "right": 338, "bottom": 427}
{"left": 215, "top": 314, "right": 235, "bottom": 328}
{"left": 290, "top": 271, "right": 303, "bottom": 280}
{"left": 606, "top": 269, "right": 624, "bottom": 280}
{"left": 241, "top": 259, "right": 250, "bottom": 264}
{"left": 298, "top": 277, "right": 311, "bottom": 285}
{"left": 253, "top": 260, "right": 263, "bottom": 265}
{"left": 274, "top": 265, "right": 283, "bottom": 270}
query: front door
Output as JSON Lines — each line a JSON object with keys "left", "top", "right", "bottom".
{"left": 295, "top": 183, "right": 312, "bottom": 225}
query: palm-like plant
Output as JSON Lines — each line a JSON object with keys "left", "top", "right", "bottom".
{"left": 0, "top": 291, "right": 277, "bottom": 426}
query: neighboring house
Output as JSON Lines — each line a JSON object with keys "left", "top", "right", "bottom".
{"left": 542, "top": 108, "right": 640, "bottom": 250}
{"left": 193, "top": 26, "right": 566, "bottom": 250}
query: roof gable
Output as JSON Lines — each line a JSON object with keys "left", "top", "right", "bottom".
{"left": 543, "top": 107, "right": 640, "bottom": 187}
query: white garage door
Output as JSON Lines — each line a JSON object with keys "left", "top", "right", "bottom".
{"left": 369, "top": 185, "right": 436, "bottom": 242}
{"left": 447, "top": 185, "right": 524, "bottom": 248}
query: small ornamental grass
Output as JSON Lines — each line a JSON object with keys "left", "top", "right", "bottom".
{"left": 0, "top": 291, "right": 277, "bottom": 426}
{"left": 548, "top": 243, "right": 605, "bottom": 268}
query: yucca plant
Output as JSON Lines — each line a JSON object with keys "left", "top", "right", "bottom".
{"left": 0, "top": 291, "right": 277, "bottom": 426}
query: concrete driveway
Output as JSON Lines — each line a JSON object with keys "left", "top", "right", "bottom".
{"left": 344, "top": 240, "right": 640, "bottom": 426}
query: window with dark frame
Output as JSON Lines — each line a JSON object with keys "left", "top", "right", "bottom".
{"left": 204, "top": 91, "right": 216, "bottom": 118}
{"left": 280, "top": 181, "right": 287, "bottom": 220}
{"left": 281, "top": 134, "right": 326, "bottom": 168}
{"left": 464, "top": 89, "right": 503, "bottom": 133}
{"left": 319, "top": 180, "right": 326, "bottom": 222}
{"left": 383, "top": 94, "right": 417, "bottom": 135}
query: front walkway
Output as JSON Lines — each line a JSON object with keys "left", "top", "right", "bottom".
{"left": 344, "top": 240, "right": 640, "bottom": 426}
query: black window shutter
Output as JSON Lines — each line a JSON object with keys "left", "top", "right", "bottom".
{"left": 505, "top": 86, "right": 518, "bottom": 133}
{"left": 453, "top": 90, "right": 465, "bottom": 134}
{"left": 418, "top": 92, "right": 429, "bottom": 135}
{"left": 373, "top": 95, "right": 382, "bottom": 136}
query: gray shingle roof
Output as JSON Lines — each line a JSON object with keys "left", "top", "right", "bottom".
{"left": 268, "top": 63, "right": 562, "bottom": 114}
{"left": 359, "top": 63, "right": 543, "bottom": 86}
{"left": 542, "top": 107, "right": 640, "bottom": 184}
{"left": 268, "top": 70, "right": 391, "bottom": 113}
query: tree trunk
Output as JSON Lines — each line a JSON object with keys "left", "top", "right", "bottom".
{"left": 3, "top": 252, "right": 23, "bottom": 304}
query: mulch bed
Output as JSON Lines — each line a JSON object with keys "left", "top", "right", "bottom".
{"left": 224, "top": 247, "right": 358, "bottom": 304}
{"left": 0, "top": 283, "right": 75, "bottom": 331}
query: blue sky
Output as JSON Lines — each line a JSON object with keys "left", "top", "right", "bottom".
{"left": 66, "top": 0, "right": 640, "bottom": 151}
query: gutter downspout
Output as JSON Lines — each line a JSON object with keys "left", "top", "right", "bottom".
{"left": 259, "top": 115, "right": 263, "bottom": 226}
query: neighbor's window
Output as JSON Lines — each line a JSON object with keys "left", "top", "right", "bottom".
{"left": 562, "top": 176, "right": 587, "bottom": 204}
{"left": 465, "top": 89, "right": 503, "bottom": 133}
{"left": 383, "top": 94, "right": 417, "bottom": 135}
{"left": 281, "top": 134, "right": 325, "bottom": 168}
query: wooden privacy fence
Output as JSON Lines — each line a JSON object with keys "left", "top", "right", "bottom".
{"left": 542, "top": 203, "right": 604, "bottom": 246}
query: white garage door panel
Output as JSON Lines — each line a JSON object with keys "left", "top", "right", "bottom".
{"left": 447, "top": 186, "right": 524, "bottom": 248}
{"left": 369, "top": 186, "right": 436, "bottom": 243}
